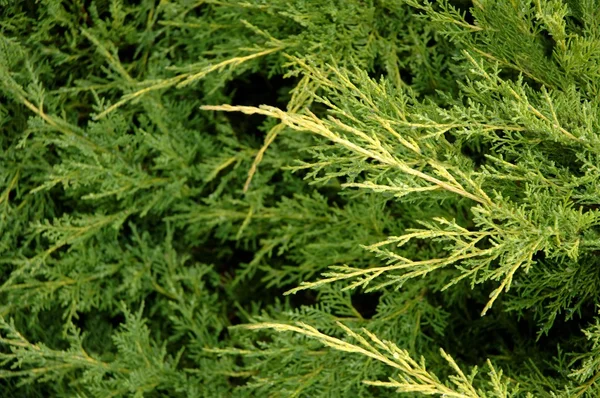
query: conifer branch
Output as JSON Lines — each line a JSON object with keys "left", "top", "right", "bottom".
{"left": 240, "top": 321, "right": 515, "bottom": 396}
{"left": 201, "top": 104, "right": 491, "bottom": 205}
{"left": 3, "top": 1, "right": 600, "bottom": 395}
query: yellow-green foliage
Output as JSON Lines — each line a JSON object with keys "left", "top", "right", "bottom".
{"left": 1, "top": 0, "right": 600, "bottom": 396}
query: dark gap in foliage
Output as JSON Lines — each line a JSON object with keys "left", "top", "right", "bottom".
{"left": 277, "top": 162, "right": 346, "bottom": 207}
{"left": 6, "top": 189, "right": 16, "bottom": 203}
{"left": 543, "top": 303, "right": 597, "bottom": 345}
{"left": 122, "top": 0, "right": 148, "bottom": 8}
{"left": 224, "top": 73, "right": 294, "bottom": 144}
{"left": 224, "top": 273, "right": 319, "bottom": 332}
{"left": 227, "top": 351, "right": 255, "bottom": 387}
{"left": 309, "top": 100, "right": 332, "bottom": 119}
{"left": 448, "top": 0, "right": 476, "bottom": 25}
{"left": 367, "top": 56, "right": 387, "bottom": 81}
{"left": 425, "top": 36, "right": 436, "bottom": 49}
{"left": 228, "top": 373, "right": 250, "bottom": 388}
{"left": 398, "top": 68, "right": 414, "bottom": 86}
{"left": 14, "top": 0, "right": 38, "bottom": 19}
{"left": 68, "top": 99, "right": 95, "bottom": 127}
{"left": 225, "top": 299, "right": 246, "bottom": 328}
{"left": 351, "top": 291, "right": 382, "bottom": 320}
{"left": 0, "top": 379, "right": 48, "bottom": 398}
{"left": 77, "top": 2, "right": 94, "bottom": 27}
{"left": 460, "top": 137, "right": 492, "bottom": 170}
{"left": 107, "top": 310, "right": 127, "bottom": 330}
{"left": 580, "top": 203, "right": 600, "bottom": 213}
{"left": 188, "top": 1, "right": 211, "bottom": 18}
{"left": 86, "top": 0, "right": 111, "bottom": 20}
{"left": 530, "top": 249, "right": 546, "bottom": 264}
{"left": 204, "top": 237, "right": 322, "bottom": 321}
{"left": 268, "top": 170, "right": 287, "bottom": 196}
{"left": 218, "top": 325, "right": 231, "bottom": 342}
{"left": 456, "top": 204, "right": 476, "bottom": 230}
{"left": 77, "top": 310, "right": 122, "bottom": 355}
{"left": 539, "top": 29, "right": 557, "bottom": 60}
{"left": 444, "top": 130, "right": 457, "bottom": 144}
{"left": 497, "top": 68, "right": 529, "bottom": 88}
{"left": 186, "top": 236, "right": 271, "bottom": 332}
{"left": 12, "top": 308, "right": 73, "bottom": 351}
{"left": 440, "top": 291, "right": 539, "bottom": 367}
{"left": 130, "top": 111, "right": 146, "bottom": 133}
{"left": 39, "top": 186, "right": 85, "bottom": 219}
{"left": 45, "top": 24, "right": 72, "bottom": 51}
{"left": 188, "top": 241, "right": 252, "bottom": 277}
{"left": 117, "top": 43, "right": 139, "bottom": 65}
{"left": 539, "top": 144, "right": 585, "bottom": 178}
{"left": 437, "top": 275, "right": 595, "bottom": 377}
{"left": 288, "top": 289, "right": 319, "bottom": 309}
{"left": 319, "top": 185, "right": 346, "bottom": 209}
{"left": 564, "top": 2, "right": 590, "bottom": 35}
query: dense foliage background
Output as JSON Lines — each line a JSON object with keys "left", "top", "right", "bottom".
{"left": 2, "top": 0, "right": 600, "bottom": 396}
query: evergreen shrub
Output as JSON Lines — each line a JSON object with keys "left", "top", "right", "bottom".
{"left": 1, "top": 0, "right": 600, "bottom": 396}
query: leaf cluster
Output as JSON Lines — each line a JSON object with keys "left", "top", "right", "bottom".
{"left": 2, "top": 0, "right": 600, "bottom": 397}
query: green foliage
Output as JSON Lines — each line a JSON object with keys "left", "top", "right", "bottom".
{"left": 2, "top": 0, "right": 600, "bottom": 396}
